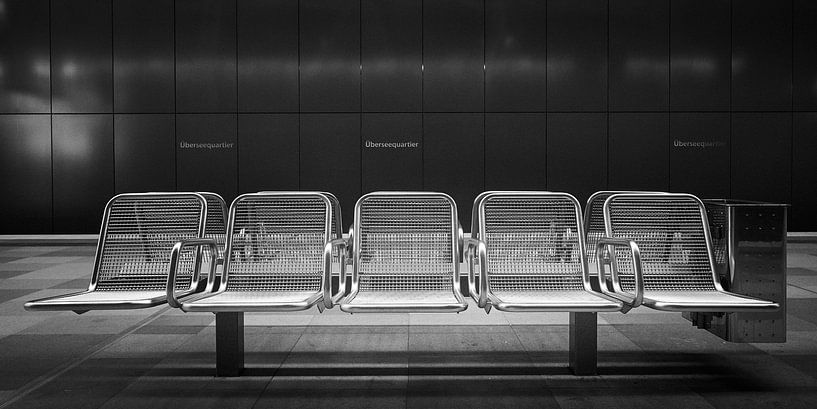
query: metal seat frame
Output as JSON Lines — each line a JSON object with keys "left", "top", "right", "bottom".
{"left": 24, "top": 192, "right": 214, "bottom": 314}
{"left": 465, "top": 191, "right": 625, "bottom": 313}
{"left": 601, "top": 192, "right": 780, "bottom": 313}
{"left": 200, "top": 192, "right": 228, "bottom": 267}
{"left": 335, "top": 191, "right": 468, "bottom": 313}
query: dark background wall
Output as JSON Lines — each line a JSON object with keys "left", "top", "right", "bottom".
{"left": 0, "top": 0, "right": 815, "bottom": 233}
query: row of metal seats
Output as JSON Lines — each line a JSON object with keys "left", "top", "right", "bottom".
{"left": 25, "top": 190, "right": 778, "bottom": 315}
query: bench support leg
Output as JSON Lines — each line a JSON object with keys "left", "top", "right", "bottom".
{"left": 216, "top": 312, "right": 244, "bottom": 377}
{"left": 569, "top": 312, "right": 597, "bottom": 376}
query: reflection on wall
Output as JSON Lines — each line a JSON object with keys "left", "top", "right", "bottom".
{"left": 0, "top": 0, "right": 815, "bottom": 232}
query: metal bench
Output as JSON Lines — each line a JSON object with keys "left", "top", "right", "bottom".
{"left": 333, "top": 191, "right": 468, "bottom": 313}
{"left": 466, "top": 191, "right": 629, "bottom": 375}
{"left": 601, "top": 192, "right": 779, "bottom": 312}
{"left": 167, "top": 191, "right": 341, "bottom": 376}
{"left": 25, "top": 192, "right": 214, "bottom": 313}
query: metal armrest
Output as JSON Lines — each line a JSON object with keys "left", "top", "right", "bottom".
{"left": 464, "top": 237, "right": 490, "bottom": 310}
{"left": 167, "top": 238, "right": 219, "bottom": 309}
{"left": 595, "top": 237, "right": 644, "bottom": 309}
{"left": 323, "top": 238, "right": 348, "bottom": 309}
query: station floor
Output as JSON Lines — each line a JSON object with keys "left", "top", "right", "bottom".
{"left": 1, "top": 243, "right": 817, "bottom": 408}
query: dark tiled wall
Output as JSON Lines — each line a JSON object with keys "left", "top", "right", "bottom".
{"left": 0, "top": 0, "right": 815, "bottom": 232}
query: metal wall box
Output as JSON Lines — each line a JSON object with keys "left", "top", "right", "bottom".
{"left": 691, "top": 200, "right": 788, "bottom": 343}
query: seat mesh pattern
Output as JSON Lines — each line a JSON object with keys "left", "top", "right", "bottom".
{"left": 326, "top": 193, "right": 343, "bottom": 262}
{"left": 606, "top": 196, "right": 716, "bottom": 292}
{"left": 483, "top": 196, "right": 584, "bottom": 291}
{"left": 95, "top": 195, "right": 203, "bottom": 291}
{"left": 201, "top": 193, "right": 227, "bottom": 260}
{"left": 225, "top": 195, "right": 328, "bottom": 292}
{"left": 585, "top": 193, "right": 614, "bottom": 264}
{"left": 358, "top": 196, "right": 454, "bottom": 292}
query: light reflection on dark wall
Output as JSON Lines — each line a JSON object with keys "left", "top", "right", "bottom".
{"left": 0, "top": 0, "right": 50, "bottom": 113}
{"left": 0, "top": 0, "right": 814, "bottom": 232}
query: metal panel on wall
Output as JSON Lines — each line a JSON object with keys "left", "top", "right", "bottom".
{"left": 176, "top": 114, "right": 238, "bottom": 202}
{"left": 793, "top": 113, "right": 817, "bottom": 230}
{"left": 113, "top": 0, "right": 174, "bottom": 113}
{"left": 300, "top": 0, "right": 361, "bottom": 113}
{"left": 794, "top": 0, "right": 817, "bottom": 111}
{"left": 362, "top": 0, "right": 422, "bottom": 113}
{"left": 0, "top": 0, "right": 50, "bottom": 113}
{"left": 485, "top": 114, "right": 546, "bottom": 190}
{"left": 731, "top": 0, "right": 792, "bottom": 111}
{"left": 485, "top": 0, "right": 547, "bottom": 112}
{"left": 609, "top": 0, "right": 668, "bottom": 111}
{"left": 300, "top": 114, "right": 360, "bottom": 226}
{"left": 547, "top": 0, "right": 607, "bottom": 112}
{"left": 51, "top": 0, "right": 112, "bottom": 113}
{"left": 238, "top": 114, "right": 299, "bottom": 192}
{"left": 175, "top": 0, "right": 237, "bottom": 113}
{"left": 0, "top": 115, "right": 51, "bottom": 233}
{"left": 669, "top": 113, "right": 730, "bottom": 199}
{"left": 547, "top": 113, "right": 606, "bottom": 204}
{"left": 670, "top": 0, "right": 730, "bottom": 111}
{"left": 53, "top": 115, "right": 114, "bottom": 233}
{"left": 423, "top": 113, "right": 483, "bottom": 227}
{"left": 238, "top": 0, "right": 299, "bottom": 113}
{"left": 362, "top": 114, "right": 423, "bottom": 192}
{"left": 609, "top": 113, "right": 669, "bottom": 190}
{"left": 114, "top": 114, "right": 175, "bottom": 193}
{"left": 731, "top": 113, "right": 792, "bottom": 204}
{"left": 423, "top": 0, "right": 484, "bottom": 113}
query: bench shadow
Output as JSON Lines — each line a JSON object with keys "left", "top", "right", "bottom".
{"left": 145, "top": 350, "right": 776, "bottom": 392}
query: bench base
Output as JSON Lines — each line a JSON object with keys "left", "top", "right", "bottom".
{"left": 212, "top": 310, "right": 598, "bottom": 377}
{"left": 216, "top": 312, "right": 244, "bottom": 377}
{"left": 569, "top": 312, "right": 597, "bottom": 376}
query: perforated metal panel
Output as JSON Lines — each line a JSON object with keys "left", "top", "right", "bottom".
{"left": 605, "top": 195, "right": 717, "bottom": 292}
{"left": 585, "top": 192, "right": 615, "bottom": 264}
{"left": 482, "top": 196, "right": 585, "bottom": 291}
{"left": 200, "top": 192, "right": 228, "bottom": 259}
{"left": 356, "top": 194, "right": 456, "bottom": 292}
{"left": 261, "top": 191, "right": 342, "bottom": 261}
{"left": 94, "top": 194, "right": 205, "bottom": 292}
{"left": 224, "top": 194, "right": 330, "bottom": 293}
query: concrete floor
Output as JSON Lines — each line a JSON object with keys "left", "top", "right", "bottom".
{"left": 1, "top": 243, "right": 817, "bottom": 408}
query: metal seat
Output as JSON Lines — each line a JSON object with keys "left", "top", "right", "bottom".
{"left": 601, "top": 193, "right": 779, "bottom": 312}
{"left": 25, "top": 193, "right": 213, "bottom": 313}
{"left": 169, "top": 192, "right": 344, "bottom": 313}
{"left": 465, "top": 191, "right": 624, "bottom": 313}
{"left": 336, "top": 192, "right": 468, "bottom": 313}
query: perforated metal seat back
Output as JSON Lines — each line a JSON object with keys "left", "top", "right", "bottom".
{"left": 94, "top": 194, "right": 206, "bottom": 292}
{"left": 224, "top": 193, "right": 331, "bottom": 293}
{"left": 201, "top": 192, "right": 227, "bottom": 259}
{"left": 355, "top": 193, "right": 457, "bottom": 292}
{"left": 481, "top": 194, "right": 585, "bottom": 292}
{"left": 605, "top": 194, "right": 717, "bottom": 292}
{"left": 585, "top": 192, "right": 615, "bottom": 264}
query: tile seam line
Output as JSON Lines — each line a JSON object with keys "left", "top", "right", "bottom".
{"left": 250, "top": 319, "right": 308, "bottom": 408}
{"left": 788, "top": 282, "right": 817, "bottom": 296}
{"left": 0, "top": 305, "right": 172, "bottom": 409}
